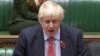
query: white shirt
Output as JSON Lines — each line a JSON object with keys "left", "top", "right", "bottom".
{"left": 43, "top": 28, "right": 61, "bottom": 56}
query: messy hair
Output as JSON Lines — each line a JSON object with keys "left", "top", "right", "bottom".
{"left": 38, "top": 1, "right": 64, "bottom": 21}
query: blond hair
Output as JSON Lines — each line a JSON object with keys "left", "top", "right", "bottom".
{"left": 38, "top": 1, "right": 64, "bottom": 21}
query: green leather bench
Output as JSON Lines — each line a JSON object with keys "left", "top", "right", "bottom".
{"left": 58, "top": 0, "right": 100, "bottom": 32}
{"left": 0, "top": 0, "right": 13, "bottom": 34}
{"left": 0, "top": 0, "right": 100, "bottom": 35}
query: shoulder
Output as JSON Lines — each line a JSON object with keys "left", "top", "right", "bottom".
{"left": 61, "top": 24, "right": 83, "bottom": 43}
{"left": 22, "top": 25, "right": 41, "bottom": 34}
{"left": 61, "top": 24, "right": 82, "bottom": 33}
{"left": 61, "top": 24, "right": 83, "bottom": 39}
{"left": 20, "top": 25, "right": 41, "bottom": 38}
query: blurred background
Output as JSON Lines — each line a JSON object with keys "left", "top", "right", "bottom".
{"left": 0, "top": 0, "right": 100, "bottom": 56}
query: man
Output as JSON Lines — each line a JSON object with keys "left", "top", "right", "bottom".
{"left": 13, "top": 1, "right": 87, "bottom": 56}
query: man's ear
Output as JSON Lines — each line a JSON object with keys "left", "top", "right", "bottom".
{"left": 38, "top": 19, "right": 41, "bottom": 24}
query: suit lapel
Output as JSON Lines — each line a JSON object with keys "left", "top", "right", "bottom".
{"left": 60, "top": 25, "right": 71, "bottom": 56}
{"left": 32, "top": 26, "right": 45, "bottom": 56}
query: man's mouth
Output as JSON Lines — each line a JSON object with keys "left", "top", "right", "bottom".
{"left": 48, "top": 30, "right": 54, "bottom": 32}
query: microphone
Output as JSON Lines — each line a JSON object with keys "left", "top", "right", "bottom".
{"left": 60, "top": 41, "right": 66, "bottom": 48}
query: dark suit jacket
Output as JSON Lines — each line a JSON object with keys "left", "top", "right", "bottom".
{"left": 13, "top": 25, "right": 87, "bottom": 56}
{"left": 87, "top": 41, "right": 100, "bottom": 56}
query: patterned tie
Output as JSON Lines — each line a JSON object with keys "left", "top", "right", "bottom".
{"left": 48, "top": 37, "right": 55, "bottom": 56}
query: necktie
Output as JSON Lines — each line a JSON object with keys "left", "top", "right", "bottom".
{"left": 48, "top": 37, "right": 55, "bottom": 56}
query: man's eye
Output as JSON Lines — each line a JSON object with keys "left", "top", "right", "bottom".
{"left": 53, "top": 20, "right": 57, "bottom": 23}
{"left": 45, "top": 21, "right": 50, "bottom": 23}
{"left": 53, "top": 21, "right": 56, "bottom": 22}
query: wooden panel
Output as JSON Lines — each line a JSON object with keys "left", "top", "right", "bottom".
{"left": 84, "top": 35, "right": 100, "bottom": 43}
{"left": 0, "top": 35, "right": 100, "bottom": 47}
{"left": 0, "top": 35, "right": 18, "bottom": 47}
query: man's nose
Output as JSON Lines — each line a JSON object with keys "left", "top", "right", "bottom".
{"left": 49, "top": 22, "right": 53, "bottom": 28}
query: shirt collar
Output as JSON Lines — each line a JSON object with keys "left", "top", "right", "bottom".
{"left": 43, "top": 28, "right": 60, "bottom": 41}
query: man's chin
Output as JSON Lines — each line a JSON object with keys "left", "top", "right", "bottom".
{"left": 48, "top": 32, "right": 55, "bottom": 37}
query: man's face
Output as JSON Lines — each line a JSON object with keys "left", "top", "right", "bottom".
{"left": 39, "top": 16, "right": 62, "bottom": 37}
